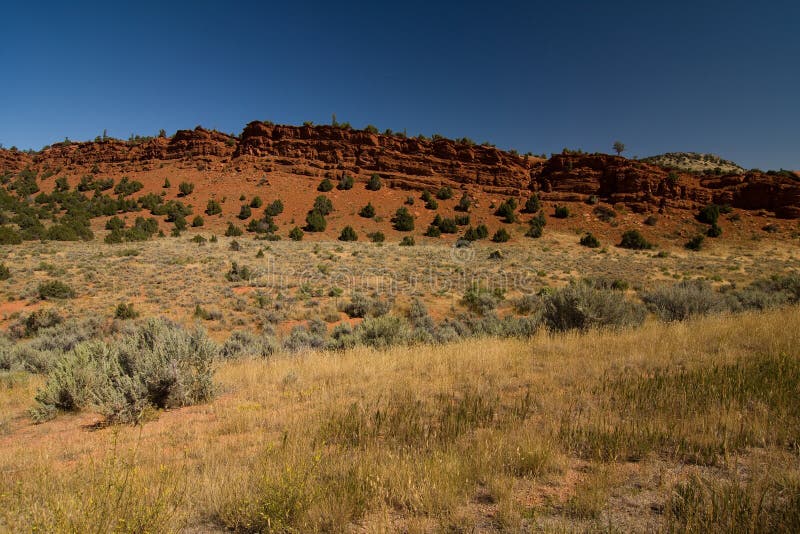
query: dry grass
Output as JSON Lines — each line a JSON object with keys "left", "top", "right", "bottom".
{"left": 1, "top": 307, "right": 799, "bottom": 532}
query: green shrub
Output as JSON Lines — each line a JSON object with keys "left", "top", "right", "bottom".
{"left": 38, "top": 280, "right": 75, "bottom": 300}
{"left": 205, "top": 199, "right": 222, "bottom": 216}
{"left": 495, "top": 198, "right": 517, "bottom": 223}
{"left": 337, "top": 174, "right": 354, "bottom": 190}
{"left": 289, "top": 226, "right": 304, "bottom": 241}
{"left": 338, "top": 226, "right": 358, "bottom": 241}
{"left": 707, "top": 223, "right": 722, "bottom": 237}
{"left": 317, "top": 178, "right": 333, "bottom": 192}
{"left": 492, "top": 228, "right": 511, "bottom": 242}
{"left": 113, "top": 177, "right": 143, "bottom": 197}
{"left": 392, "top": 207, "right": 414, "bottom": 231}
{"left": 238, "top": 204, "right": 252, "bottom": 220}
{"left": 162, "top": 177, "right": 170, "bottom": 188}
{"left": 456, "top": 192, "right": 471, "bottom": 212}
{"left": 462, "top": 285, "right": 505, "bottom": 315}
{"left": 424, "top": 224, "right": 441, "bottom": 237}
{"left": 593, "top": 205, "right": 616, "bottom": 223}
{"left": 543, "top": 283, "right": 646, "bottom": 332}
{"left": 192, "top": 215, "right": 204, "bottom": 227}
{"left": 436, "top": 186, "right": 453, "bottom": 200}
{"left": 367, "top": 231, "right": 385, "bottom": 243}
{"left": 619, "top": 230, "right": 653, "bottom": 249}
{"left": 366, "top": 174, "right": 382, "bottom": 191}
{"left": 359, "top": 203, "right": 375, "bottom": 218}
{"left": 114, "top": 303, "right": 139, "bottom": 320}
{"left": 399, "top": 236, "right": 415, "bottom": 246}
{"left": 356, "top": 316, "right": 410, "bottom": 348}
{"left": 523, "top": 194, "right": 541, "bottom": 214}
{"left": 0, "top": 262, "right": 10, "bottom": 280}
{"left": 0, "top": 225, "right": 22, "bottom": 245}
{"left": 226, "top": 262, "right": 252, "bottom": 282}
{"left": 554, "top": 205, "right": 569, "bottom": 218}
{"left": 305, "top": 210, "right": 327, "bottom": 232}
{"left": 250, "top": 196, "right": 263, "bottom": 208}
{"left": 33, "top": 319, "right": 216, "bottom": 424}
{"left": 697, "top": 204, "right": 721, "bottom": 225}
{"left": 265, "top": 199, "right": 284, "bottom": 217}
{"left": 685, "top": 235, "right": 704, "bottom": 250}
{"left": 178, "top": 181, "right": 194, "bottom": 197}
{"left": 313, "top": 195, "right": 333, "bottom": 216}
{"left": 579, "top": 233, "right": 600, "bottom": 248}
{"left": 225, "top": 222, "right": 243, "bottom": 237}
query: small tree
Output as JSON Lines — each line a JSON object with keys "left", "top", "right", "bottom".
{"left": 206, "top": 199, "right": 222, "bottom": 216}
{"left": 619, "top": 230, "right": 653, "bottom": 250}
{"left": 305, "top": 209, "right": 327, "bottom": 232}
{"left": 317, "top": 178, "right": 334, "bottom": 192}
{"left": 613, "top": 141, "right": 625, "bottom": 156}
{"left": 289, "top": 226, "right": 304, "bottom": 241}
{"left": 392, "top": 207, "right": 414, "bottom": 231}
{"left": 492, "top": 228, "right": 511, "bottom": 242}
{"left": 250, "top": 196, "right": 263, "bottom": 208}
{"left": 366, "top": 174, "right": 382, "bottom": 191}
{"left": 178, "top": 181, "right": 194, "bottom": 197}
{"left": 313, "top": 195, "right": 333, "bottom": 216}
{"left": 580, "top": 233, "right": 600, "bottom": 248}
{"left": 338, "top": 226, "right": 358, "bottom": 241}
{"left": 191, "top": 215, "right": 204, "bottom": 227}
{"left": 337, "top": 174, "right": 354, "bottom": 190}
{"left": 523, "top": 194, "right": 541, "bottom": 214}
{"left": 359, "top": 202, "right": 376, "bottom": 218}
{"left": 455, "top": 192, "right": 471, "bottom": 212}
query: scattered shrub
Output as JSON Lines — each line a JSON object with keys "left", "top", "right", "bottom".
{"left": 312, "top": 195, "right": 333, "bottom": 216}
{"left": 554, "top": 205, "right": 569, "bottom": 218}
{"left": 492, "top": 228, "right": 511, "bottom": 242}
{"left": 0, "top": 262, "right": 10, "bottom": 280}
{"left": 495, "top": 198, "right": 518, "bottom": 223}
{"left": 338, "top": 226, "right": 358, "bottom": 242}
{"left": 359, "top": 203, "right": 375, "bottom": 218}
{"left": 707, "top": 223, "right": 722, "bottom": 238}
{"left": 225, "top": 222, "right": 243, "bottom": 237}
{"left": 192, "top": 215, "right": 204, "bottom": 227}
{"left": 399, "top": 236, "right": 415, "bottom": 246}
{"left": 114, "top": 303, "right": 139, "bottom": 320}
{"left": 289, "top": 226, "right": 304, "bottom": 241}
{"left": 264, "top": 199, "right": 284, "bottom": 217}
{"left": 580, "top": 233, "right": 600, "bottom": 248}
{"left": 522, "top": 194, "right": 541, "bottom": 214}
{"left": 641, "top": 281, "right": 731, "bottom": 322}
{"left": 456, "top": 192, "right": 471, "bottom": 212}
{"left": 337, "top": 174, "right": 354, "bottom": 190}
{"left": 178, "top": 181, "right": 194, "bottom": 197}
{"left": 205, "top": 199, "right": 222, "bottom": 216}
{"left": 366, "top": 174, "right": 382, "bottom": 191}
{"left": 619, "top": 230, "right": 653, "bottom": 250}
{"left": 436, "top": 186, "right": 453, "bottom": 200}
{"left": 367, "top": 231, "right": 385, "bottom": 243}
{"left": 685, "top": 235, "right": 705, "bottom": 250}
{"left": 392, "top": 207, "right": 414, "bottom": 231}
{"left": 317, "top": 178, "right": 333, "bottom": 192}
{"left": 238, "top": 205, "right": 252, "bottom": 220}
{"left": 38, "top": 280, "right": 75, "bottom": 300}
{"left": 305, "top": 210, "right": 327, "bottom": 232}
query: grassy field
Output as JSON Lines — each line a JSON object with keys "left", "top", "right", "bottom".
{"left": 1, "top": 306, "right": 799, "bottom": 532}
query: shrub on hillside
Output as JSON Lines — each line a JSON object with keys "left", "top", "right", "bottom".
{"left": 492, "top": 228, "right": 511, "bottom": 242}
{"left": 392, "top": 207, "right": 414, "bottom": 231}
{"left": 305, "top": 209, "right": 327, "bottom": 232}
{"left": 359, "top": 203, "right": 375, "bottom": 218}
{"left": 619, "top": 230, "right": 653, "bottom": 250}
{"left": 289, "top": 226, "right": 304, "bottom": 241}
{"left": 522, "top": 194, "right": 541, "bottom": 214}
{"left": 337, "top": 174, "right": 354, "bottom": 190}
{"left": 338, "top": 226, "right": 358, "bottom": 241}
{"left": 554, "top": 205, "right": 569, "bottom": 219}
{"left": 366, "top": 174, "right": 382, "bottom": 191}
{"left": 317, "top": 178, "right": 333, "bottom": 192}
{"left": 579, "top": 233, "right": 600, "bottom": 248}
{"left": 205, "top": 199, "right": 222, "bottom": 216}
{"left": 178, "top": 181, "right": 194, "bottom": 197}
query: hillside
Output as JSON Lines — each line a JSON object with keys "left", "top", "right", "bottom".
{"left": 641, "top": 152, "right": 746, "bottom": 174}
{"left": 1, "top": 122, "right": 799, "bottom": 252}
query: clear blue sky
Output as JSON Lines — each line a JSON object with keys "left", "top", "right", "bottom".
{"left": 1, "top": 0, "right": 798, "bottom": 170}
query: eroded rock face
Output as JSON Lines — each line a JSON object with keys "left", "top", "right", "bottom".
{"left": 1, "top": 122, "right": 798, "bottom": 218}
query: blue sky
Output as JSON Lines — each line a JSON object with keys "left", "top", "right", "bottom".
{"left": 1, "top": 0, "right": 798, "bottom": 169}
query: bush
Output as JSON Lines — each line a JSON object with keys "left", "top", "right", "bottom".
{"left": 523, "top": 194, "right": 541, "bottom": 214}
{"left": 392, "top": 207, "right": 414, "bottom": 231}
{"left": 205, "top": 199, "right": 222, "bottom": 216}
{"left": 644, "top": 215, "right": 658, "bottom": 226}
{"left": 38, "top": 280, "right": 75, "bottom": 300}
{"left": 114, "top": 303, "right": 139, "bottom": 320}
{"left": 105, "top": 216, "right": 125, "bottom": 231}
{"left": 0, "top": 225, "right": 22, "bottom": 245}
{"left": 697, "top": 204, "right": 721, "bottom": 225}
{"left": 399, "top": 236, "right": 415, "bottom": 246}
{"left": 424, "top": 224, "right": 442, "bottom": 237}
{"left": 685, "top": 235, "right": 704, "bottom": 250}
{"left": 495, "top": 198, "right": 517, "bottom": 223}
{"left": 192, "top": 215, "right": 204, "bottom": 227}
{"left": 312, "top": 195, "right": 333, "bottom": 216}
{"left": 366, "top": 174, "right": 382, "bottom": 191}
{"left": 338, "top": 226, "right": 358, "bottom": 241}
{"left": 436, "top": 186, "right": 453, "bottom": 200}
{"left": 456, "top": 192, "right": 471, "bottom": 212}
{"left": 579, "top": 233, "right": 600, "bottom": 248}
{"left": 113, "top": 177, "right": 143, "bottom": 197}
{"left": 225, "top": 222, "right": 243, "bottom": 237}
{"left": 594, "top": 205, "right": 616, "bottom": 223}
{"left": 707, "top": 223, "right": 722, "bottom": 237}
{"left": 250, "top": 196, "right": 263, "bottom": 208}
{"left": 238, "top": 205, "right": 252, "bottom": 220}
{"left": 337, "top": 174, "right": 354, "bottom": 190}
{"left": 264, "top": 199, "right": 284, "bottom": 217}
{"left": 554, "top": 205, "right": 569, "bottom": 218}
{"left": 317, "top": 178, "right": 333, "bottom": 192}
{"left": 543, "top": 283, "right": 646, "bottom": 332}
{"left": 368, "top": 231, "right": 385, "bottom": 243}
{"left": 219, "top": 330, "right": 277, "bottom": 359}
{"left": 359, "top": 203, "right": 375, "bottom": 218}
{"left": 356, "top": 316, "right": 410, "bottom": 348}
{"left": 178, "top": 181, "right": 194, "bottom": 197}
{"left": 641, "top": 281, "right": 731, "bottom": 322}
{"left": 289, "top": 226, "right": 304, "bottom": 241}
{"left": 33, "top": 319, "right": 216, "bottom": 423}
{"left": 526, "top": 213, "right": 546, "bottom": 238}
{"left": 619, "top": 230, "right": 653, "bottom": 249}
{"left": 462, "top": 285, "right": 504, "bottom": 315}
{"left": 492, "top": 228, "right": 511, "bottom": 242}
{"left": 0, "top": 262, "right": 11, "bottom": 280}
{"left": 226, "top": 262, "right": 252, "bottom": 282}
{"left": 305, "top": 210, "right": 327, "bottom": 232}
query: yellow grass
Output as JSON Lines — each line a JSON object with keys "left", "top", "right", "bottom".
{"left": 1, "top": 307, "right": 799, "bottom": 532}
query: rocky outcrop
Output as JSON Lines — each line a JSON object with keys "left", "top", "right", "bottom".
{"left": 1, "top": 121, "right": 798, "bottom": 218}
